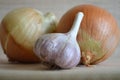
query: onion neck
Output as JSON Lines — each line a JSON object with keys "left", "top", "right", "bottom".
{"left": 42, "top": 12, "right": 57, "bottom": 33}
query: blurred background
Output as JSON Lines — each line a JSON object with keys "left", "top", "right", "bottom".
{"left": 0, "top": 0, "right": 120, "bottom": 22}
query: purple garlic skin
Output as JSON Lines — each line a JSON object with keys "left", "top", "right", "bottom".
{"left": 34, "top": 33, "right": 80, "bottom": 69}
{"left": 34, "top": 12, "right": 84, "bottom": 69}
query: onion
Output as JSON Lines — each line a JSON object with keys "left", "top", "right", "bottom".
{"left": 56, "top": 4, "right": 120, "bottom": 65}
{"left": 0, "top": 8, "right": 57, "bottom": 63}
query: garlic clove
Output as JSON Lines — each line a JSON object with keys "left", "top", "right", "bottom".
{"left": 54, "top": 34, "right": 81, "bottom": 68}
{"left": 34, "top": 12, "right": 84, "bottom": 69}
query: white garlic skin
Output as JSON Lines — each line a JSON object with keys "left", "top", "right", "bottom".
{"left": 34, "top": 33, "right": 80, "bottom": 69}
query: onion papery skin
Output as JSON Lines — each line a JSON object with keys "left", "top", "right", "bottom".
{"left": 56, "top": 4, "right": 120, "bottom": 65}
{"left": 0, "top": 8, "right": 57, "bottom": 63}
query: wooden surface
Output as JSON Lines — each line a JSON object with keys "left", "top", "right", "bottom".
{"left": 0, "top": 0, "right": 120, "bottom": 80}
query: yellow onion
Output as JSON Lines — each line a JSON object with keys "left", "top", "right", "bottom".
{"left": 0, "top": 8, "right": 57, "bottom": 63}
{"left": 56, "top": 4, "right": 120, "bottom": 65}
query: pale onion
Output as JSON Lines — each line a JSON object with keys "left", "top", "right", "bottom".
{"left": 56, "top": 4, "right": 120, "bottom": 66}
{"left": 0, "top": 8, "right": 57, "bottom": 63}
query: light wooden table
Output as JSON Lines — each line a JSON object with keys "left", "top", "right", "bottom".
{"left": 0, "top": 0, "right": 120, "bottom": 80}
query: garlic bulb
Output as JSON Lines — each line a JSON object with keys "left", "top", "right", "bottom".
{"left": 0, "top": 8, "right": 57, "bottom": 63}
{"left": 56, "top": 4, "right": 120, "bottom": 66}
{"left": 34, "top": 12, "right": 84, "bottom": 68}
